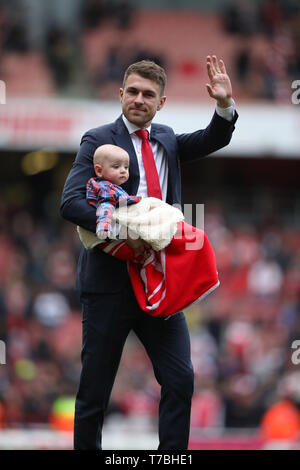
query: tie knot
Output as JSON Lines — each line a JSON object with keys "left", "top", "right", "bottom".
{"left": 135, "top": 129, "right": 149, "bottom": 141}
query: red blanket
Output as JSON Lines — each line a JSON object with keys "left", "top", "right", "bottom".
{"left": 98, "top": 221, "right": 219, "bottom": 318}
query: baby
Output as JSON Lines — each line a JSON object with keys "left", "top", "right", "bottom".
{"left": 86, "top": 144, "right": 141, "bottom": 240}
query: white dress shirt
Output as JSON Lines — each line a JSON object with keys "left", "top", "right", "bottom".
{"left": 122, "top": 101, "right": 235, "bottom": 202}
{"left": 122, "top": 114, "right": 169, "bottom": 201}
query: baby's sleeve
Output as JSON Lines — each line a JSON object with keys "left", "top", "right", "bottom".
{"left": 86, "top": 178, "right": 99, "bottom": 208}
{"left": 95, "top": 182, "right": 118, "bottom": 236}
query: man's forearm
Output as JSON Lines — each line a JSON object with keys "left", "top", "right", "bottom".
{"left": 60, "top": 134, "right": 99, "bottom": 232}
{"left": 177, "top": 110, "right": 238, "bottom": 162}
{"left": 60, "top": 197, "right": 97, "bottom": 233}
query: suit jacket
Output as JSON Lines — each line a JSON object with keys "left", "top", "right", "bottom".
{"left": 60, "top": 111, "right": 238, "bottom": 294}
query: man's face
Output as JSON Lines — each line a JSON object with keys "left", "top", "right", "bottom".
{"left": 120, "top": 73, "right": 166, "bottom": 129}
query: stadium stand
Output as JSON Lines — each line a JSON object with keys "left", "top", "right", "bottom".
{"left": 80, "top": 11, "right": 235, "bottom": 100}
{"left": 1, "top": 52, "right": 55, "bottom": 97}
{"left": 0, "top": 4, "right": 298, "bottom": 102}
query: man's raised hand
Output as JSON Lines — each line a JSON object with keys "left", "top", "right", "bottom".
{"left": 206, "top": 55, "right": 233, "bottom": 108}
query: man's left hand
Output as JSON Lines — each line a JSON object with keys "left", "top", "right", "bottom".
{"left": 206, "top": 55, "right": 233, "bottom": 108}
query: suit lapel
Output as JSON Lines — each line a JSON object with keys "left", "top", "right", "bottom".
{"left": 150, "top": 125, "right": 170, "bottom": 158}
{"left": 150, "top": 124, "right": 177, "bottom": 205}
{"left": 111, "top": 116, "right": 140, "bottom": 195}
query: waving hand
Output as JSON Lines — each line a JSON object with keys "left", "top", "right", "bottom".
{"left": 206, "top": 55, "right": 233, "bottom": 108}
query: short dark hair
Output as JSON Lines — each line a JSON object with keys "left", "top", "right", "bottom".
{"left": 123, "top": 60, "right": 167, "bottom": 96}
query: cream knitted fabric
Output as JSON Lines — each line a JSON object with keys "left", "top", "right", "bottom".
{"left": 77, "top": 197, "right": 184, "bottom": 251}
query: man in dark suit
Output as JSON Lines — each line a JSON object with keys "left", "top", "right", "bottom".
{"left": 60, "top": 56, "right": 238, "bottom": 450}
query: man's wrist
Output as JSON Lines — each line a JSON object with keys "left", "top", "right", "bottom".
{"left": 216, "top": 97, "right": 233, "bottom": 108}
{"left": 216, "top": 98, "right": 235, "bottom": 122}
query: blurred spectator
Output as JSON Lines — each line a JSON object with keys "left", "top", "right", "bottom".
{"left": 222, "top": 0, "right": 259, "bottom": 36}
{"left": 222, "top": 373, "right": 265, "bottom": 428}
{"left": 44, "top": 25, "right": 76, "bottom": 91}
{"left": 32, "top": 291, "right": 70, "bottom": 328}
{"left": 234, "top": 42, "right": 251, "bottom": 88}
{"left": 260, "top": 371, "right": 300, "bottom": 441}
{"left": 81, "top": 0, "right": 110, "bottom": 30}
{"left": 191, "top": 382, "right": 224, "bottom": 429}
{"left": 260, "top": 399, "right": 300, "bottom": 440}
{"left": 130, "top": 48, "right": 166, "bottom": 71}
{"left": 1, "top": 9, "right": 29, "bottom": 54}
{"left": 114, "top": 0, "right": 135, "bottom": 30}
{"left": 260, "top": 0, "right": 284, "bottom": 37}
{"left": 247, "top": 256, "right": 283, "bottom": 297}
{"left": 261, "top": 26, "right": 294, "bottom": 101}
{"left": 94, "top": 40, "right": 166, "bottom": 99}
{"left": 281, "top": 0, "right": 300, "bottom": 19}
{"left": 80, "top": 0, "right": 135, "bottom": 31}
{"left": 93, "top": 40, "right": 132, "bottom": 96}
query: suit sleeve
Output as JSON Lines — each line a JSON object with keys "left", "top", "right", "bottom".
{"left": 176, "top": 111, "right": 238, "bottom": 163}
{"left": 60, "top": 131, "right": 99, "bottom": 233}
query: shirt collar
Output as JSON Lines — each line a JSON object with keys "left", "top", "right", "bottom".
{"left": 122, "top": 114, "right": 151, "bottom": 136}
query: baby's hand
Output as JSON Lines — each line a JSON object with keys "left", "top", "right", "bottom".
{"left": 126, "top": 234, "right": 151, "bottom": 257}
{"left": 97, "top": 230, "right": 111, "bottom": 240}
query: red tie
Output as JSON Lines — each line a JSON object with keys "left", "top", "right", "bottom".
{"left": 135, "top": 129, "right": 162, "bottom": 199}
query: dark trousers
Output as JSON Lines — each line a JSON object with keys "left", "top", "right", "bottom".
{"left": 74, "top": 280, "right": 194, "bottom": 450}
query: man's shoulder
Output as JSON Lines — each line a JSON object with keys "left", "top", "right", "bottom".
{"left": 82, "top": 122, "right": 117, "bottom": 139}
{"left": 151, "top": 122, "right": 174, "bottom": 134}
{"left": 150, "top": 122, "right": 176, "bottom": 144}
{"left": 81, "top": 116, "right": 124, "bottom": 143}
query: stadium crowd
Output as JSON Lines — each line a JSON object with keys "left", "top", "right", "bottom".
{"left": 223, "top": 0, "right": 300, "bottom": 101}
{"left": 0, "top": 195, "right": 299, "bottom": 433}
{"left": 0, "top": 0, "right": 300, "bottom": 101}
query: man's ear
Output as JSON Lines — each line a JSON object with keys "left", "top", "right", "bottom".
{"left": 119, "top": 88, "right": 124, "bottom": 102}
{"left": 157, "top": 96, "right": 166, "bottom": 111}
{"left": 94, "top": 164, "right": 103, "bottom": 178}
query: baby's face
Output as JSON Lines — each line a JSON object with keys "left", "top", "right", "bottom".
{"left": 97, "top": 153, "right": 130, "bottom": 186}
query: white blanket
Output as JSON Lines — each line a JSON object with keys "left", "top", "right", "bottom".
{"left": 77, "top": 197, "right": 184, "bottom": 251}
